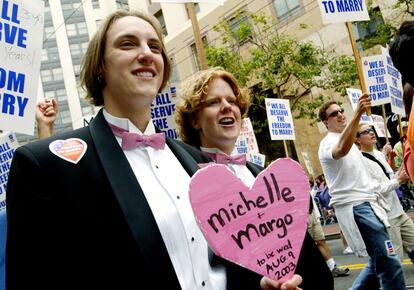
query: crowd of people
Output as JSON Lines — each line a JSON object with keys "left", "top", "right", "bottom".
{"left": 1, "top": 7, "right": 414, "bottom": 290}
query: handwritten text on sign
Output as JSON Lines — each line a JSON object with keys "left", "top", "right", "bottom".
{"left": 189, "top": 158, "right": 309, "bottom": 281}
{"left": 0, "top": 0, "right": 44, "bottom": 135}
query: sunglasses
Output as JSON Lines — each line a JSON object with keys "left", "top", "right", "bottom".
{"left": 357, "top": 128, "right": 375, "bottom": 137}
{"left": 326, "top": 107, "right": 344, "bottom": 119}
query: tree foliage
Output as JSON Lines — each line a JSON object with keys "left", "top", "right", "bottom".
{"left": 205, "top": 10, "right": 358, "bottom": 131}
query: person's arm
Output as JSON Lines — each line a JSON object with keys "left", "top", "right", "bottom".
{"left": 260, "top": 275, "right": 303, "bottom": 290}
{"left": 36, "top": 99, "right": 58, "bottom": 139}
{"left": 332, "top": 93, "right": 371, "bottom": 160}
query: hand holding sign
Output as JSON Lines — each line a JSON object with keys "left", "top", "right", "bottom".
{"left": 189, "top": 158, "right": 309, "bottom": 282}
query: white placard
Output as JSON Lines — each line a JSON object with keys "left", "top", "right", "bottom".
{"left": 318, "top": 0, "right": 369, "bottom": 24}
{"left": 234, "top": 136, "right": 248, "bottom": 154}
{"left": 0, "top": 132, "right": 18, "bottom": 211}
{"left": 238, "top": 118, "right": 259, "bottom": 153}
{"left": 151, "top": 85, "right": 179, "bottom": 139}
{"left": 247, "top": 152, "right": 266, "bottom": 167}
{"left": 301, "top": 151, "right": 314, "bottom": 177}
{"left": 346, "top": 88, "right": 373, "bottom": 123}
{"left": 0, "top": 0, "right": 44, "bottom": 135}
{"left": 381, "top": 47, "right": 405, "bottom": 117}
{"left": 265, "top": 98, "right": 295, "bottom": 141}
{"left": 362, "top": 55, "right": 391, "bottom": 106}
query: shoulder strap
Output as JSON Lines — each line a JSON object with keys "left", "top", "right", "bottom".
{"left": 361, "top": 152, "right": 390, "bottom": 179}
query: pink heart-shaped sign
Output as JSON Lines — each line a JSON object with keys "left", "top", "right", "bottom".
{"left": 49, "top": 138, "right": 87, "bottom": 164}
{"left": 189, "top": 158, "right": 309, "bottom": 282}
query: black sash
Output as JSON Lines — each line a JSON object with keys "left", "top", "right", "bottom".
{"left": 361, "top": 152, "right": 390, "bottom": 179}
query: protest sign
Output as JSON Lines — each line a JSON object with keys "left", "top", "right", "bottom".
{"left": 235, "top": 136, "right": 248, "bottom": 154}
{"left": 238, "top": 118, "right": 259, "bottom": 153}
{"left": 0, "top": 131, "right": 18, "bottom": 290}
{"left": 371, "top": 114, "right": 390, "bottom": 138}
{"left": 247, "top": 152, "right": 266, "bottom": 167}
{"left": 265, "top": 99, "right": 295, "bottom": 141}
{"left": 189, "top": 158, "right": 309, "bottom": 281}
{"left": 318, "top": 0, "right": 369, "bottom": 24}
{"left": 346, "top": 88, "right": 373, "bottom": 123}
{"left": 381, "top": 47, "right": 405, "bottom": 117}
{"left": 151, "top": 85, "right": 179, "bottom": 139}
{"left": 362, "top": 55, "right": 390, "bottom": 106}
{"left": 0, "top": 0, "right": 44, "bottom": 135}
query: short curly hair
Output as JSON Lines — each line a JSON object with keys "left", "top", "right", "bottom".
{"left": 175, "top": 68, "right": 250, "bottom": 148}
{"left": 80, "top": 9, "right": 171, "bottom": 106}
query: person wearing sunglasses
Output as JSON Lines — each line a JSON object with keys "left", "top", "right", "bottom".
{"left": 355, "top": 123, "right": 414, "bottom": 267}
{"left": 318, "top": 96, "right": 406, "bottom": 290}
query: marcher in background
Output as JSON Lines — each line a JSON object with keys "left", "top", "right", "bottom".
{"left": 35, "top": 99, "right": 58, "bottom": 139}
{"left": 176, "top": 67, "right": 333, "bottom": 289}
{"left": 306, "top": 195, "right": 350, "bottom": 277}
{"left": 356, "top": 123, "right": 414, "bottom": 264}
{"left": 318, "top": 97, "right": 405, "bottom": 290}
{"left": 6, "top": 10, "right": 298, "bottom": 290}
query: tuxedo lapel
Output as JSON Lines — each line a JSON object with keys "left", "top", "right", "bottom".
{"left": 89, "top": 110, "right": 181, "bottom": 289}
{"left": 166, "top": 138, "right": 200, "bottom": 176}
{"left": 246, "top": 161, "right": 263, "bottom": 177}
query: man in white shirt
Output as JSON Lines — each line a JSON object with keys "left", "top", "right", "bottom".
{"left": 318, "top": 96, "right": 405, "bottom": 290}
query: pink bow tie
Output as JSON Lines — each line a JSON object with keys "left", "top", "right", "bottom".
{"left": 108, "top": 123, "right": 165, "bottom": 150}
{"left": 204, "top": 152, "right": 246, "bottom": 165}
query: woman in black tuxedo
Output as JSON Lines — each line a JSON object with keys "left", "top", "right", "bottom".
{"left": 176, "top": 67, "right": 334, "bottom": 290}
{"left": 6, "top": 10, "right": 300, "bottom": 290}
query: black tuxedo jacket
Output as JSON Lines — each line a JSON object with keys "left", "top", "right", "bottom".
{"left": 6, "top": 110, "right": 261, "bottom": 290}
{"left": 187, "top": 149, "right": 334, "bottom": 290}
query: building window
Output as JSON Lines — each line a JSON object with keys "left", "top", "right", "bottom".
{"left": 69, "top": 41, "right": 88, "bottom": 57}
{"left": 170, "top": 57, "right": 179, "bottom": 83}
{"left": 185, "top": 3, "right": 200, "bottom": 19}
{"left": 60, "top": 110, "right": 72, "bottom": 124}
{"left": 44, "top": 26, "right": 55, "bottom": 40}
{"left": 41, "top": 49, "right": 48, "bottom": 62}
{"left": 92, "top": 0, "right": 100, "bottom": 9}
{"left": 190, "top": 36, "right": 208, "bottom": 71}
{"left": 228, "top": 11, "right": 252, "bottom": 46}
{"left": 44, "top": 46, "right": 59, "bottom": 61}
{"left": 353, "top": 7, "right": 388, "bottom": 51}
{"left": 41, "top": 68, "right": 63, "bottom": 83}
{"left": 154, "top": 10, "right": 167, "bottom": 37}
{"left": 44, "top": 88, "right": 67, "bottom": 102}
{"left": 116, "top": 0, "right": 129, "bottom": 10}
{"left": 274, "top": 0, "right": 302, "bottom": 22}
{"left": 66, "top": 22, "right": 87, "bottom": 37}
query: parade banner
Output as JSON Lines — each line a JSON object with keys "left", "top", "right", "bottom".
{"left": 151, "top": 85, "right": 179, "bottom": 139}
{"left": 318, "top": 0, "right": 369, "bottom": 24}
{"left": 381, "top": 47, "right": 405, "bottom": 117}
{"left": 0, "top": 131, "right": 18, "bottom": 290}
{"left": 238, "top": 118, "right": 259, "bottom": 154}
{"left": 189, "top": 158, "right": 309, "bottom": 281}
{"left": 265, "top": 98, "right": 295, "bottom": 141}
{"left": 346, "top": 88, "right": 373, "bottom": 123}
{"left": 0, "top": 0, "right": 44, "bottom": 135}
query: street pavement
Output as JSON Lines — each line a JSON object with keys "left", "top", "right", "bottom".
{"left": 322, "top": 211, "right": 414, "bottom": 290}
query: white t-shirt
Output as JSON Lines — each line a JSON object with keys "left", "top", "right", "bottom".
{"left": 318, "top": 132, "right": 377, "bottom": 207}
